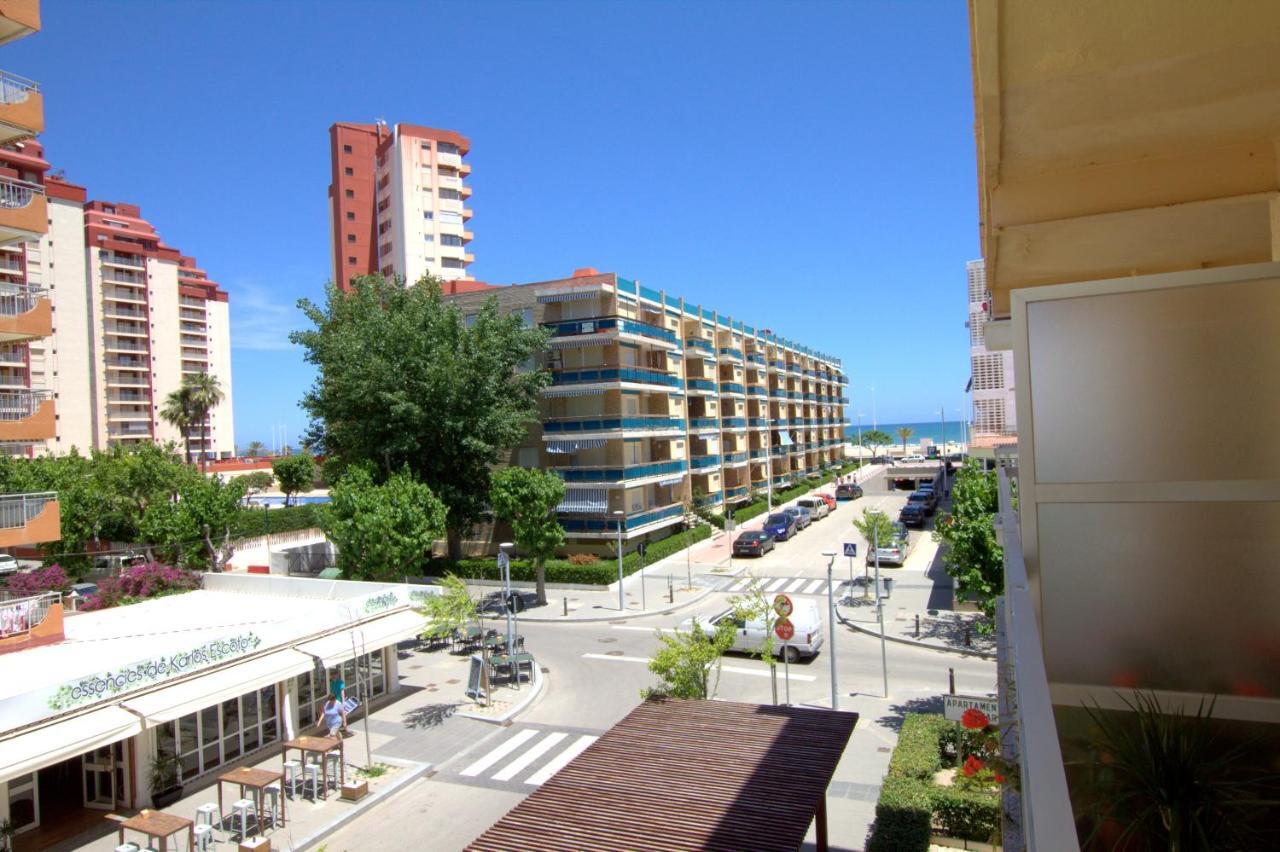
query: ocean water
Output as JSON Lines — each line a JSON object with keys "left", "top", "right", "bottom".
{"left": 843, "top": 420, "right": 967, "bottom": 446}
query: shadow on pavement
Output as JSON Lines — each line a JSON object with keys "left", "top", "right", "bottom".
{"left": 402, "top": 702, "right": 461, "bottom": 729}
{"left": 874, "top": 694, "right": 945, "bottom": 732}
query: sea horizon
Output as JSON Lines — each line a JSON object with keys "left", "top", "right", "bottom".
{"left": 843, "top": 419, "right": 968, "bottom": 446}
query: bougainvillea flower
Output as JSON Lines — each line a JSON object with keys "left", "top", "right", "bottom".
{"left": 962, "top": 755, "right": 984, "bottom": 777}
{"left": 961, "top": 708, "right": 990, "bottom": 730}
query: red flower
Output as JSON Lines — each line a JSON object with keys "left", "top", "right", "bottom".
{"left": 962, "top": 755, "right": 984, "bottom": 777}
{"left": 994, "top": 773, "right": 1005, "bottom": 784}
{"left": 961, "top": 708, "right": 990, "bottom": 730}
{"left": 1109, "top": 670, "right": 1140, "bottom": 688}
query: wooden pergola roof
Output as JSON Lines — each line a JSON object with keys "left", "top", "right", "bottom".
{"left": 466, "top": 698, "right": 858, "bottom": 852}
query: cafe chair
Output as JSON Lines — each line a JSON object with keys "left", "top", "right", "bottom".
{"left": 262, "top": 781, "right": 283, "bottom": 827}
{"left": 283, "top": 759, "right": 304, "bottom": 797}
{"left": 231, "top": 797, "right": 258, "bottom": 841}
{"left": 193, "top": 823, "right": 214, "bottom": 852}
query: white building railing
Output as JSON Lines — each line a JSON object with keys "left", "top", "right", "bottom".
{"left": 0, "top": 590, "right": 60, "bottom": 639}
{"left": 0, "top": 176, "right": 43, "bottom": 211}
{"left": 0, "top": 490, "right": 55, "bottom": 529}
{"left": 0, "top": 388, "right": 50, "bottom": 420}
{"left": 0, "top": 282, "right": 44, "bottom": 316}
{"left": 995, "top": 457, "right": 1080, "bottom": 851}
{"left": 0, "top": 70, "right": 39, "bottom": 104}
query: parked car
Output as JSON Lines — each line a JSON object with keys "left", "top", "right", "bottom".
{"left": 732, "top": 530, "right": 775, "bottom": 558}
{"left": 782, "top": 506, "right": 812, "bottom": 530}
{"left": 901, "top": 454, "right": 927, "bottom": 463}
{"left": 899, "top": 502, "right": 928, "bottom": 528}
{"left": 796, "top": 497, "right": 829, "bottom": 521}
{"left": 891, "top": 521, "right": 910, "bottom": 543}
{"left": 685, "top": 598, "right": 825, "bottom": 662}
{"left": 867, "top": 536, "right": 909, "bottom": 566}
{"left": 835, "top": 483, "right": 863, "bottom": 501}
{"left": 908, "top": 489, "right": 938, "bottom": 515}
{"left": 0, "top": 554, "right": 18, "bottom": 576}
{"left": 763, "top": 512, "right": 798, "bottom": 541}
{"left": 918, "top": 481, "right": 936, "bottom": 493}
{"left": 70, "top": 581, "right": 99, "bottom": 600}
{"left": 816, "top": 492, "right": 837, "bottom": 511}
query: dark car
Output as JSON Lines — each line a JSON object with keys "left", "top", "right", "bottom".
{"left": 835, "top": 483, "right": 863, "bottom": 501}
{"left": 733, "top": 530, "right": 775, "bottom": 557}
{"left": 899, "top": 502, "right": 928, "bottom": 528}
{"left": 782, "top": 506, "right": 812, "bottom": 530}
{"left": 908, "top": 490, "right": 938, "bottom": 515}
{"left": 763, "top": 512, "right": 798, "bottom": 541}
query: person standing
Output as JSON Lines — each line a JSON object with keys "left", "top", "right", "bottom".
{"left": 329, "top": 670, "right": 345, "bottom": 702}
{"left": 321, "top": 695, "right": 346, "bottom": 737}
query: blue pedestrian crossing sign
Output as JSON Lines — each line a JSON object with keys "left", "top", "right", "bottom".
{"left": 843, "top": 542, "right": 858, "bottom": 557}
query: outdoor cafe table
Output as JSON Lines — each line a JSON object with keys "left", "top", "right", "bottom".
{"left": 118, "top": 809, "right": 193, "bottom": 852}
{"left": 217, "top": 766, "right": 286, "bottom": 832}
{"left": 282, "top": 734, "right": 345, "bottom": 798}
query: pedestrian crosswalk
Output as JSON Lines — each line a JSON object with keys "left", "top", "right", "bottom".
{"left": 452, "top": 726, "right": 601, "bottom": 790}
{"left": 716, "top": 576, "right": 845, "bottom": 597}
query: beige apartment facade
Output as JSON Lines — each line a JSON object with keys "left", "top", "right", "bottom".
{"left": 969, "top": 1, "right": 1280, "bottom": 846}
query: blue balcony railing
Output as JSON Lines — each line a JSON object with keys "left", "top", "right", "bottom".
{"left": 720, "top": 382, "right": 746, "bottom": 395}
{"left": 690, "top": 455, "right": 721, "bottom": 469}
{"left": 718, "top": 347, "right": 743, "bottom": 361}
{"left": 746, "top": 354, "right": 766, "bottom": 366}
{"left": 721, "top": 417, "right": 746, "bottom": 429}
{"left": 684, "top": 338, "right": 714, "bottom": 353}
{"left": 769, "top": 360, "right": 786, "bottom": 371}
{"left": 545, "top": 316, "right": 678, "bottom": 345}
{"left": 686, "top": 378, "right": 718, "bottom": 392}
{"left": 694, "top": 493, "right": 723, "bottom": 508}
{"left": 747, "top": 386, "right": 767, "bottom": 397}
{"left": 748, "top": 417, "right": 769, "bottom": 428}
{"left": 724, "top": 452, "right": 748, "bottom": 464}
{"left": 551, "top": 368, "right": 681, "bottom": 388}
{"left": 725, "top": 485, "right": 749, "bottom": 500}
{"left": 560, "top": 503, "right": 684, "bottom": 533}
{"left": 769, "top": 389, "right": 786, "bottom": 399}
{"left": 689, "top": 417, "right": 719, "bottom": 429}
{"left": 552, "top": 459, "right": 687, "bottom": 483}
{"left": 544, "top": 416, "right": 683, "bottom": 434}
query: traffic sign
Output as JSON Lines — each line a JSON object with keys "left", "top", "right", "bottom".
{"left": 772, "top": 594, "right": 793, "bottom": 618}
{"left": 774, "top": 618, "right": 795, "bottom": 641}
{"left": 843, "top": 542, "right": 858, "bottom": 558}
{"left": 497, "top": 551, "right": 510, "bottom": 573}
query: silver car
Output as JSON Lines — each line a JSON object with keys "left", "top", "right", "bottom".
{"left": 796, "top": 497, "right": 829, "bottom": 521}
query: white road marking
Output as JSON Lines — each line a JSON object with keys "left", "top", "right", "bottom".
{"left": 492, "top": 732, "right": 568, "bottom": 782}
{"left": 802, "top": 579, "right": 825, "bottom": 594}
{"left": 582, "top": 653, "right": 651, "bottom": 664}
{"left": 782, "top": 578, "right": 808, "bottom": 593}
{"left": 609, "top": 625, "right": 667, "bottom": 633}
{"left": 460, "top": 729, "right": 539, "bottom": 777}
{"left": 763, "top": 578, "right": 787, "bottom": 592}
{"left": 526, "top": 735, "right": 599, "bottom": 786}
{"left": 726, "top": 579, "right": 750, "bottom": 592}
{"left": 582, "top": 653, "right": 816, "bottom": 681}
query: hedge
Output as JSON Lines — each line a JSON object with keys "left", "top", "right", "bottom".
{"left": 228, "top": 504, "right": 323, "bottom": 539}
{"left": 868, "top": 713, "right": 1000, "bottom": 851}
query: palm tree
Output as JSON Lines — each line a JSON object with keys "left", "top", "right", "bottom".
{"left": 244, "top": 441, "right": 267, "bottom": 458}
{"left": 897, "top": 425, "right": 914, "bottom": 454}
{"left": 183, "top": 373, "right": 224, "bottom": 472}
{"left": 160, "top": 385, "right": 197, "bottom": 465}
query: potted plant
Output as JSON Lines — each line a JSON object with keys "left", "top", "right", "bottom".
{"left": 148, "top": 754, "right": 183, "bottom": 809}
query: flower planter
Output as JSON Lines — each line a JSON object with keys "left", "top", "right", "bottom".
{"left": 151, "top": 786, "right": 183, "bottom": 809}
{"left": 340, "top": 780, "right": 368, "bottom": 801}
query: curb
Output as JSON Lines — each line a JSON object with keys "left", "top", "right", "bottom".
{"left": 455, "top": 659, "right": 547, "bottom": 724}
{"left": 517, "top": 563, "right": 749, "bottom": 624}
{"left": 291, "top": 755, "right": 433, "bottom": 851}
{"left": 835, "top": 608, "right": 997, "bottom": 661}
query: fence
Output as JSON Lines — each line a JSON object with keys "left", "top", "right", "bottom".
{"left": 0, "top": 590, "right": 60, "bottom": 639}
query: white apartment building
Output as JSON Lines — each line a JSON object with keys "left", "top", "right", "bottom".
{"left": 329, "top": 121, "right": 474, "bottom": 289}
{"left": 0, "top": 141, "right": 233, "bottom": 458}
{"left": 966, "top": 259, "right": 1015, "bottom": 437}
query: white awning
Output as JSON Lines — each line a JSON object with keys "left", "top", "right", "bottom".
{"left": 557, "top": 488, "right": 608, "bottom": 513}
{"left": 536, "top": 288, "right": 603, "bottom": 303}
{"left": 0, "top": 706, "right": 142, "bottom": 785}
{"left": 779, "top": 431, "right": 795, "bottom": 446}
{"left": 545, "top": 438, "right": 607, "bottom": 453}
{"left": 656, "top": 475, "right": 686, "bottom": 487}
{"left": 295, "top": 610, "right": 426, "bottom": 669}
{"left": 121, "top": 649, "right": 314, "bottom": 726}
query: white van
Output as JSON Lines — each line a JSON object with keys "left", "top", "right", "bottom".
{"left": 795, "top": 497, "right": 829, "bottom": 521}
{"left": 685, "top": 598, "right": 825, "bottom": 662}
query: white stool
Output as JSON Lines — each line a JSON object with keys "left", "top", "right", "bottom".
{"left": 114, "top": 844, "right": 140, "bottom": 852}
{"left": 262, "top": 781, "right": 282, "bottom": 826}
{"left": 302, "top": 762, "right": 322, "bottom": 799}
{"left": 231, "top": 797, "right": 257, "bottom": 841}
{"left": 193, "top": 823, "right": 214, "bottom": 852}
{"left": 324, "top": 750, "right": 342, "bottom": 788}
{"left": 283, "top": 759, "right": 303, "bottom": 796}
{"left": 195, "top": 801, "right": 219, "bottom": 834}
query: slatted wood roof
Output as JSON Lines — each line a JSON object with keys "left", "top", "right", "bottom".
{"left": 466, "top": 698, "right": 858, "bottom": 852}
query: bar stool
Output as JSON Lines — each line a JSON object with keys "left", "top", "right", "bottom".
{"left": 262, "top": 781, "right": 283, "bottom": 826}
{"left": 114, "top": 844, "right": 140, "bottom": 852}
{"left": 302, "top": 761, "right": 322, "bottom": 800}
{"left": 195, "top": 801, "right": 219, "bottom": 834}
{"left": 231, "top": 797, "right": 258, "bottom": 841}
{"left": 283, "top": 759, "right": 304, "bottom": 796}
{"left": 193, "top": 823, "right": 214, "bottom": 852}
{"left": 324, "top": 749, "right": 342, "bottom": 788}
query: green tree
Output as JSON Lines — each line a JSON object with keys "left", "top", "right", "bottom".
{"left": 232, "top": 470, "right": 274, "bottom": 497}
{"left": 852, "top": 507, "right": 899, "bottom": 550}
{"left": 292, "top": 274, "right": 550, "bottom": 559}
{"left": 860, "top": 428, "right": 893, "bottom": 461}
{"left": 932, "top": 460, "right": 1003, "bottom": 627}
{"left": 645, "top": 619, "right": 737, "bottom": 699}
{"left": 159, "top": 384, "right": 198, "bottom": 466}
{"left": 319, "top": 467, "right": 448, "bottom": 581}
{"left": 896, "top": 425, "right": 914, "bottom": 454}
{"left": 418, "top": 573, "right": 478, "bottom": 642}
{"left": 272, "top": 452, "right": 316, "bottom": 507}
{"left": 243, "top": 441, "right": 267, "bottom": 458}
{"left": 489, "top": 467, "right": 565, "bottom": 606}
{"left": 161, "top": 374, "right": 224, "bottom": 471}
{"left": 140, "top": 469, "right": 245, "bottom": 570}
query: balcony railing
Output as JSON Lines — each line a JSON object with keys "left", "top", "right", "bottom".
{"left": 749, "top": 449, "right": 768, "bottom": 459}
{"left": 0, "top": 590, "right": 59, "bottom": 640}
{"left": 551, "top": 459, "right": 687, "bottom": 483}
{"left": 769, "top": 389, "right": 785, "bottom": 399}
{"left": 724, "top": 485, "right": 749, "bottom": 500}
{"left": 543, "top": 415, "right": 683, "bottom": 434}
{"left": 689, "top": 417, "right": 718, "bottom": 429}
{"left": 0, "top": 176, "right": 43, "bottom": 211}
{"left": 0, "top": 283, "right": 43, "bottom": 316}
{"left": 724, "top": 452, "right": 748, "bottom": 464}
{"left": 721, "top": 417, "right": 746, "bottom": 428}
{"left": 0, "top": 71, "right": 39, "bottom": 105}
{"left": 746, "top": 354, "right": 766, "bottom": 366}
{"left": 748, "top": 417, "right": 769, "bottom": 428}
{"left": 747, "top": 386, "right": 767, "bottom": 397}
{"left": 0, "top": 491, "right": 54, "bottom": 530}
{"left": 684, "top": 338, "right": 714, "bottom": 354}
{"left": 690, "top": 455, "right": 721, "bottom": 469}
{"left": 685, "top": 378, "right": 718, "bottom": 392}
{"left": 545, "top": 316, "right": 679, "bottom": 346}
{"left": 550, "top": 368, "right": 681, "bottom": 388}
{"left": 560, "top": 503, "right": 684, "bottom": 533}
{"left": 718, "top": 347, "right": 743, "bottom": 360}
{"left": 720, "top": 382, "right": 746, "bottom": 395}
{"left": 0, "top": 388, "right": 49, "bottom": 419}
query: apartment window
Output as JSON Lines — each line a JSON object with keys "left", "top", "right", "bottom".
{"left": 437, "top": 142, "right": 459, "bottom": 156}
{"left": 378, "top": 221, "right": 391, "bottom": 236}
{"left": 423, "top": 234, "right": 434, "bottom": 243}
{"left": 344, "top": 167, "right": 354, "bottom": 176}
{"left": 377, "top": 198, "right": 390, "bottom": 213}
{"left": 464, "top": 313, "right": 478, "bottom": 328}
{"left": 381, "top": 265, "right": 393, "bottom": 276}
{"left": 971, "top": 353, "right": 1004, "bottom": 391}
{"left": 380, "top": 242, "right": 393, "bottom": 257}
{"left": 516, "top": 447, "right": 538, "bottom": 468}
{"left": 377, "top": 155, "right": 386, "bottom": 167}
{"left": 438, "top": 188, "right": 461, "bottom": 201}
{"left": 378, "top": 175, "right": 390, "bottom": 190}
{"left": 440, "top": 234, "right": 464, "bottom": 247}
{"left": 344, "top": 189, "right": 354, "bottom": 199}
{"left": 343, "top": 144, "right": 352, "bottom": 154}
{"left": 345, "top": 211, "right": 355, "bottom": 221}
{"left": 421, "top": 142, "right": 431, "bottom": 151}
{"left": 438, "top": 211, "right": 463, "bottom": 225}
{"left": 347, "top": 256, "right": 357, "bottom": 265}
{"left": 423, "top": 211, "right": 433, "bottom": 221}
{"left": 441, "top": 258, "right": 466, "bottom": 269}
{"left": 347, "top": 234, "right": 356, "bottom": 243}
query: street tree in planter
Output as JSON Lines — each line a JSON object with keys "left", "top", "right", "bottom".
{"left": 645, "top": 617, "right": 737, "bottom": 699}
{"left": 272, "top": 451, "right": 316, "bottom": 507}
{"left": 319, "top": 467, "right": 447, "bottom": 581}
{"left": 489, "top": 466, "right": 565, "bottom": 606}
{"left": 932, "top": 460, "right": 1002, "bottom": 628}
{"left": 292, "top": 274, "right": 550, "bottom": 560}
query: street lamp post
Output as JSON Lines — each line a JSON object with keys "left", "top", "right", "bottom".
{"left": 613, "top": 510, "right": 625, "bottom": 611}
{"left": 856, "top": 412, "right": 864, "bottom": 467}
{"left": 873, "top": 523, "right": 889, "bottom": 698}
{"left": 822, "top": 550, "right": 839, "bottom": 711}
{"left": 938, "top": 406, "right": 948, "bottom": 496}
{"left": 499, "top": 542, "right": 515, "bottom": 653}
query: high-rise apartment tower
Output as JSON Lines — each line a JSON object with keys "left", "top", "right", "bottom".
{"left": 328, "top": 122, "right": 474, "bottom": 288}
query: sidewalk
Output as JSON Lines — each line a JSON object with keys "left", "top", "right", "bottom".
{"left": 834, "top": 523, "right": 996, "bottom": 658}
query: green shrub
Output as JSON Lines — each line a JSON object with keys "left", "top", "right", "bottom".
{"left": 930, "top": 784, "right": 1001, "bottom": 843}
{"left": 867, "top": 775, "right": 933, "bottom": 852}
{"left": 733, "top": 499, "right": 769, "bottom": 523}
{"left": 889, "top": 714, "right": 953, "bottom": 779}
{"left": 228, "top": 504, "right": 322, "bottom": 538}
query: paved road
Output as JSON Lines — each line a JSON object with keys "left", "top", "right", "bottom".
{"left": 322, "top": 475, "right": 993, "bottom": 851}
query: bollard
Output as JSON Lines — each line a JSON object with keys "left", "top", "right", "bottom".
{"left": 915, "top": 614, "right": 920, "bottom": 637}
{"left": 668, "top": 574, "right": 674, "bottom": 603}
{"left": 949, "top": 667, "right": 956, "bottom": 695}
{"left": 563, "top": 596, "right": 568, "bottom": 617}
{"left": 964, "top": 627, "right": 972, "bottom": 647}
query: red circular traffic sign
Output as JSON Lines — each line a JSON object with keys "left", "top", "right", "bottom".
{"left": 775, "top": 618, "right": 795, "bottom": 641}
{"left": 773, "top": 594, "right": 793, "bottom": 618}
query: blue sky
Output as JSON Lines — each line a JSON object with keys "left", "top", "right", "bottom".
{"left": 12, "top": 1, "right": 977, "bottom": 447}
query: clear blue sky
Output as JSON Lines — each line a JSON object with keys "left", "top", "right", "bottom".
{"left": 12, "top": 0, "right": 977, "bottom": 447}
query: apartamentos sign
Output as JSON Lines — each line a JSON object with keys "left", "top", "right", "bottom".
{"left": 943, "top": 694, "right": 999, "bottom": 724}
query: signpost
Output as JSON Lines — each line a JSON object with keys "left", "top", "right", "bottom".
{"left": 497, "top": 546, "right": 514, "bottom": 654}
{"left": 843, "top": 541, "right": 858, "bottom": 590}
{"left": 775, "top": 616, "right": 794, "bottom": 706}
{"left": 943, "top": 694, "right": 999, "bottom": 725}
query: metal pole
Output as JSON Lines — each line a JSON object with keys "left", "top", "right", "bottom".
{"left": 614, "top": 512, "right": 625, "bottom": 611}
{"left": 639, "top": 544, "right": 646, "bottom": 612}
{"left": 825, "top": 555, "right": 839, "bottom": 711}
{"left": 940, "top": 405, "right": 947, "bottom": 494}
{"left": 874, "top": 524, "right": 888, "bottom": 698}
{"left": 499, "top": 543, "right": 514, "bottom": 654}
{"left": 783, "top": 641, "right": 791, "bottom": 706}
{"left": 856, "top": 411, "right": 863, "bottom": 468}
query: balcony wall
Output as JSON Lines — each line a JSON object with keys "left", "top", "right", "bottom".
{"left": 0, "top": 0, "right": 39, "bottom": 44}
{"left": 0, "top": 288, "right": 49, "bottom": 342}
{"left": 0, "top": 492, "right": 58, "bottom": 547}
{"left": 0, "top": 392, "right": 52, "bottom": 440}
{"left": 0, "top": 186, "right": 44, "bottom": 244}
{"left": 0, "top": 75, "right": 41, "bottom": 143}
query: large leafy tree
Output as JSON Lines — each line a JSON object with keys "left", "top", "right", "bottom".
{"left": 272, "top": 452, "right": 316, "bottom": 507}
{"left": 418, "top": 573, "right": 479, "bottom": 642}
{"left": 859, "top": 428, "right": 893, "bottom": 461}
{"left": 933, "top": 460, "right": 1003, "bottom": 627}
{"left": 319, "top": 467, "right": 448, "bottom": 581}
{"left": 141, "top": 469, "right": 245, "bottom": 570}
{"left": 489, "top": 467, "right": 565, "bottom": 606}
{"left": 292, "top": 275, "right": 550, "bottom": 559}
{"left": 243, "top": 441, "right": 267, "bottom": 458}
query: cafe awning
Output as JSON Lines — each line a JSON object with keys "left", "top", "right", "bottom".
{"left": 295, "top": 610, "right": 426, "bottom": 669}
{"left": 121, "top": 649, "right": 314, "bottom": 726}
{"left": 0, "top": 706, "right": 143, "bottom": 785}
